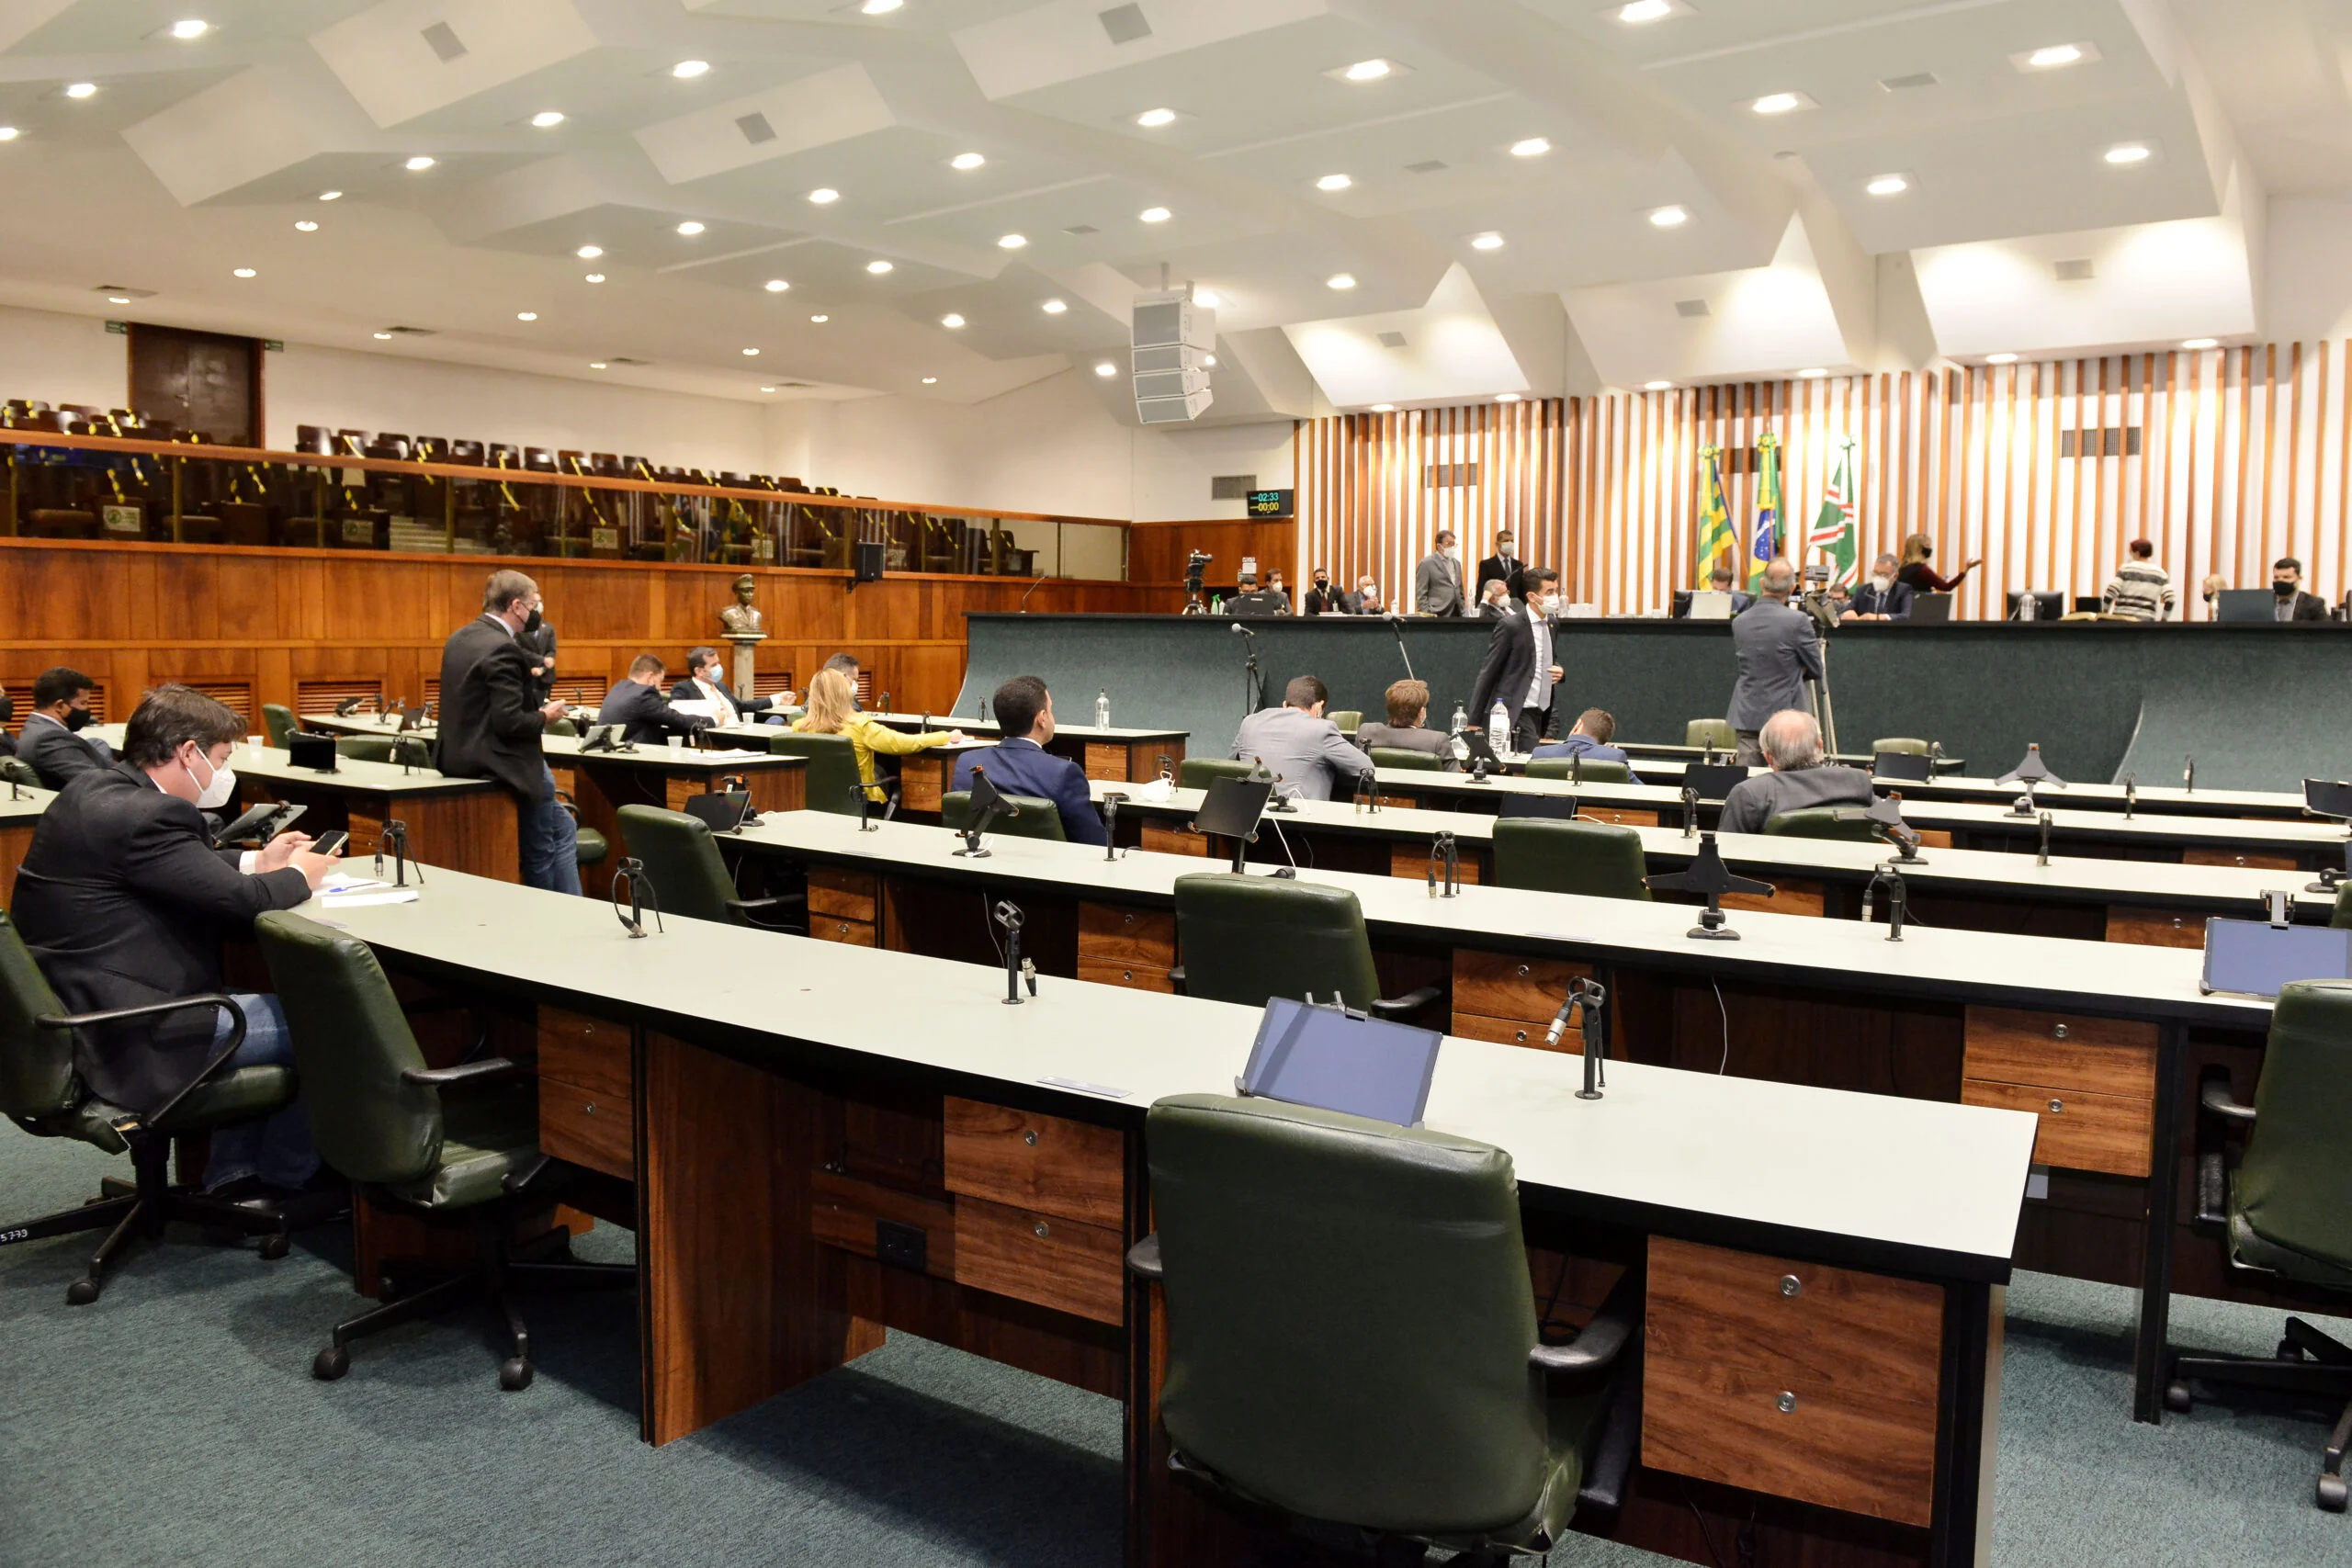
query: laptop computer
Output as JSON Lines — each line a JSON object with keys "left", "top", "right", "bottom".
{"left": 2214, "top": 588, "right": 2278, "bottom": 624}
{"left": 1908, "top": 592, "right": 1955, "bottom": 623}
{"left": 1685, "top": 590, "right": 1735, "bottom": 621}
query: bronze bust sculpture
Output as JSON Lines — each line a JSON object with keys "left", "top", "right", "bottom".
{"left": 718, "top": 572, "right": 764, "bottom": 637}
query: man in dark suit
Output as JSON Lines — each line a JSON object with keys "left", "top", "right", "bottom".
{"left": 1340, "top": 574, "right": 1382, "bottom": 615}
{"left": 1717, "top": 710, "right": 1873, "bottom": 834}
{"left": 1846, "top": 553, "right": 1913, "bottom": 620}
{"left": 1468, "top": 567, "right": 1563, "bottom": 751}
{"left": 518, "top": 604, "right": 560, "bottom": 702}
{"left": 0, "top": 689, "right": 14, "bottom": 758}
{"left": 948, "top": 675, "right": 1106, "bottom": 846}
{"left": 600, "top": 655, "right": 713, "bottom": 746}
{"left": 672, "top": 646, "right": 786, "bottom": 727}
{"left": 435, "top": 570, "right": 575, "bottom": 893}
{"left": 1726, "top": 560, "right": 1824, "bottom": 765}
{"left": 2272, "top": 558, "right": 2332, "bottom": 621}
{"left": 1476, "top": 529, "right": 1527, "bottom": 605}
{"left": 1300, "top": 568, "right": 1346, "bottom": 616}
{"left": 1226, "top": 572, "right": 1289, "bottom": 617}
{"left": 11, "top": 684, "right": 338, "bottom": 1195}
{"left": 1476, "top": 578, "right": 1514, "bottom": 619}
{"left": 19, "top": 666, "right": 110, "bottom": 790}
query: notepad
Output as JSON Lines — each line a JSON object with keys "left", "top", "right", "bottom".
{"left": 319, "top": 890, "right": 421, "bottom": 908}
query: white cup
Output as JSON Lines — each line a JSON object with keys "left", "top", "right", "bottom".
{"left": 248, "top": 734, "right": 266, "bottom": 753}
{"left": 667, "top": 736, "right": 684, "bottom": 755}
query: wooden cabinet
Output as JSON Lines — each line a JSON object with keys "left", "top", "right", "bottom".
{"left": 1388, "top": 843, "right": 1481, "bottom": 884}
{"left": 1078, "top": 902, "right": 1176, "bottom": 991}
{"left": 1451, "top": 947, "right": 1589, "bottom": 1050}
{"left": 1643, "top": 1235, "right": 1943, "bottom": 1529}
{"left": 809, "top": 866, "right": 877, "bottom": 946}
{"left": 537, "top": 1007, "right": 633, "bottom": 1181}
{"left": 1960, "top": 1007, "right": 2157, "bottom": 1177}
{"left": 2104, "top": 906, "right": 2204, "bottom": 948}
{"left": 944, "top": 1097, "right": 1124, "bottom": 1230}
{"left": 951, "top": 1194, "right": 1125, "bottom": 1324}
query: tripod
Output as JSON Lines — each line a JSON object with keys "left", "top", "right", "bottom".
{"left": 1805, "top": 632, "right": 1840, "bottom": 757}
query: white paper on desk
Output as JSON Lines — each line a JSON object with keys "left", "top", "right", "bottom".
{"left": 670, "top": 698, "right": 724, "bottom": 720}
{"left": 1127, "top": 777, "right": 1177, "bottom": 804}
{"left": 322, "top": 874, "right": 391, "bottom": 894}
{"left": 320, "top": 890, "right": 421, "bottom": 908}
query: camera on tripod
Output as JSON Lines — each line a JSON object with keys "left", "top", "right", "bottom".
{"left": 1182, "top": 549, "right": 1213, "bottom": 615}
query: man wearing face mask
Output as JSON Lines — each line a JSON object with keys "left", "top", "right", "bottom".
{"left": 2270, "top": 557, "right": 2331, "bottom": 622}
{"left": 1301, "top": 567, "right": 1346, "bottom": 615}
{"left": 1845, "top": 553, "right": 1913, "bottom": 621}
{"left": 1727, "top": 559, "right": 1825, "bottom": 766}
{"left": 436, "top": 570, "right": 577, "bottom": 893}
{"left": 671, "top": 645, "right": 790, "bottom": 727}
{"left": 1468, "top": 567, "right": 1566, "bottom": 750}
{"left": 12, "top": 684, "right": 340, "bottom": 1198}
{"left": 19, "top": 666, "right": 112, "bottom": 790}
{"left": 517, "top": 599, "right": 559, "bottom": 703}
{"left": 1413, "top": 529, "right": 1469, "bottom": 617}
{"left": 1476, "top": 529, "right": 1527, "bottom": 605}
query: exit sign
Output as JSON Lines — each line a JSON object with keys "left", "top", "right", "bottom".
{"left": 1246, "top": 488, "right": 1294, "bottom": 517}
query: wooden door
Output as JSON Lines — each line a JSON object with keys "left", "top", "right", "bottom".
{"left": 128, "top": 324, "right": 262, "bottom": 446}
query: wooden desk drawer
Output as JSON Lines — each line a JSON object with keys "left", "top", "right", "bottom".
{"left": 1643, "top": 1235, "right": 1941, "bottom": 1529}
{"left": 1585, "top": 807, "right": 1657, "bottom": 828}
{"left": 1078, "top": 903, "right": 1175, "bottom": 966}
{"left": 1079, "top": 959, "right": 1175, "bottom": 994}
{"left": 1389, "top": 844, "right": 1482, "bottom": 885}
{"left": 812, "top": 916, "right": 876, "bottom": 947}
{"left": 1453, "top": 949, "right": 1590, "bottom": 1024}
{"left": 2184, "top": 847, "right": 2297, "bottom": 871}
{"left": 1141, "top": 822, "right": 1210, "bottom": 857}
{"left": 952, "top": 1194, "right": 1124, "bottom": 1325}
{"left": 537, "top": 1008, "right": 630, "bottom": 1103}
{"left": 1961, "top": 1078, "right": 2153, "bottom": 1177}
{"left": 899, "top": 756, "right": 948, "bottom": 815}
{"left": 808, "top": 866, "right": 877, "bottom": 922}
{"left": 2104, "top": 906, "right": 2204, "bottom": 948}
{"left": 1962, "top": 1007, "right": 2157, "bottom": 1099}
{"left": 1082, "top": 743, "right": 1131, "bottom": 783}
{"left": 944, "top": 1098, "right": 1123, "bottom": 1229}
{"left": 810, "top": 1168, "right": 955, "bottom": 1277}
{"left": 1452, "top": 1010, "right": 1577, "bottom": 1049}
{"left": 539, "top": 1078, "right": 632, "bottom": 1181}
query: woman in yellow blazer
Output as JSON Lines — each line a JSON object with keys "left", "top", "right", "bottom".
{"left": 792, "top": 668, "right": 968, "bottom": 802}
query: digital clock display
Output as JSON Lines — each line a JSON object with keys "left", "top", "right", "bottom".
{"left": 1246, "top": 488, "right": 1294, "bottom": 517}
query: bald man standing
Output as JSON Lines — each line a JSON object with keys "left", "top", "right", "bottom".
{"left": 1725, "top": 559, "right": 1824, "bottom": 767}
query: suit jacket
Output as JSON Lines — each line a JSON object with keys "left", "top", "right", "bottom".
{"left": 20, "top": 714, "right": 109, "bottom": 791}
{"left": 1476, "top": 598, "right": 1514, "bottom": 621}
{"left": 518, "top": 619, "right": 559, "bottom": 702}
{"left": 1849, "top": 581, "right": 1913, "bottom": 619}
{"left": 1468, "top": 606, "right": 1555, "bottom": 736}
{"left": 0, "top": 728, "right": 14, "bottom": 759}
{"left": 1726, "top": 598, "right": 1824, "bottom": 731}
{"left": 1229, "top": 705, "right": 1374, "bottom": 802}
{"left": 10, "top": 762, "right": 311, "bottom": 1114}
{"left": 949, "top": 738, "right": 1106, "bottom": 846}
{"left": 434, "top": 615, "right": 550, "bottom": 803}
{"left": 1413, "top": 551, "right": 1467, "bottom": 616}
{"left": 1355, "top": 722, "right": 1454, "bottom": 766}
{"left": 1301, "top": 584, "right": 1347, "bottom": 615}
{"left": 1340, "top": 590, "right": 1382, "bottom": 615}
{"left": 1717, "top": 763, "right": 1875, "bottom": 836}
{"left": 598, "top": 681, "right": 712, "bottom": 747}
{"left": 670, "top": 675, "right": 773, "bottom": 726}
{"left": 1529, "top": 732, "right": 1641, "bottom": 783}
{"left": 1476, "top": 554, "right": 1527, "bottom": 604}
{"left": 1227, "top": 587, "right": 1290, "bottom": 617}
{"left": 2281, "top": 591, "right": 2332, "bottom": 623}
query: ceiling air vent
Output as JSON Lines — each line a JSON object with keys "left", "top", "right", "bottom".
{"left": 736, "top": 113, "right": 776, "bottom": 145}
{"left": 421, "top": 21, "right": 467, "bottom": 62}
{"left": 1209, "top": 475, "right": 1258, "bottom": 501}
{"left": 605, "top": 356, "right": 650, "bottom": 367}
{"left": 1675, "top": 299, "right": 1711, "bottom": 319}
{"left": 1406, "top": 160, "right": 1448, "bottom": 175}
{"left": 1880, "top": 72, "right": 1938, "bottom": 91}
{"left": 1064, "top": 223, "right": 1100, "bottom": 235}
{"left": 2053, "top": 258, "right": 2095, "bottom": 282}
{"left": 91, "top": 284, "right": 155, "bottom": 299}
{"left": 1377, "top": 331, "right": 1408, "bottom": 348}
{"left": 380, "top": 325, "right": 436, "bottom": 337}
{"left": 776, "top": 381, "right": 816, "bottom": 389}
{"left": 1098, "top": 4, "right": 1151, "bottom": 44}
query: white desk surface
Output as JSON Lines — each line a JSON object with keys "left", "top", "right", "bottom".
{"left": 856, "top": 710, "right": 1192, "bottom": 743}
{"left": 1088, "top": 783, "right": 2338, "bottom": 914}
{"left": 0, "top": 783, "right": 56, "bottom": 824}
{"left": 307, "top": 865, "right": 2036, "bottom": 1280}
{"left": 540, "top": 732, "right": 801, "bottom": 772}
{"left": 89, "top": 727, "right": 492, "bottom": 797}
{"left": 728, "top": 811, "right": 2276, "bottom": 1030}
{"left": 1572, "top": 756, "right": 2305, "bottom": 813}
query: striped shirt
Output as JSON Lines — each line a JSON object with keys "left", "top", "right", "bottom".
{"left": 2100, "top": 561, "right": 2175, "bottom": 621}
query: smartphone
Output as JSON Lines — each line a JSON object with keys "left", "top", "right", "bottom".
{"left": 310, "top": 830, "right": 350, "bottom": 858}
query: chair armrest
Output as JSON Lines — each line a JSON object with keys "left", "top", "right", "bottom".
{"left": 2199, "top": 1074, "right": 2256, "bottom": 1123}
{"left": 400, "top": 1056, "right": 524, "bottom": 1089}
{"left": 1166, "top": 965, "right": 1186, "bottom": 995}
{"left": 40, "top": 994, "right": 249, "bottom": 1134}
{"left": 726, "top": 894, "right": 805, "bottom": 931}
{"left": 1368, "top": 984, "right": 1444, "bottom": 1021}
{"left": 2191, "top": 1065, "right": 2252, "bottom": 1231}
{"left": 1125, "top": 1234, "right": 1163, "bottom": 1280}
{"left": 1529, "top": 1264, "right": 1643, "bottom": 1377}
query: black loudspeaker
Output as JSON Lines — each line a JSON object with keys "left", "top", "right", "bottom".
{"left": 854, "top": 541, "right": 885, "bottom": 583}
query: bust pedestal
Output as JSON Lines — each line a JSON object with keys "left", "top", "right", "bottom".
{"left": 723, "top": 633, "right": 767, "bottom": 700}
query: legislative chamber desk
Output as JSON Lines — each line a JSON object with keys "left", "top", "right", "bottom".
{"left": 707, "top": 711, "right": 1190, "bottom": 815}
{"left": 719, "top": 811, "right": 2284, "bottom": 1436}
{"left": 537, "top": 732, "right": 804, "bottom": 895}
{"left": 0, "top": 784, "right": 54, "bottom": 903}
{"left": 312, "top": 865, "right": 2029, "bottom": 1568}
{"left": 1088, "top": 784, "right": 2339, "bottom": 942}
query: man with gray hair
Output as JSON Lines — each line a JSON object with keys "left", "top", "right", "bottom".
{"left": 1724, "top": 558, "right": 1824, "bottom": 766}
{"left": 435, "top": 569, "right": 577, "bottom": 893}
{"left": 1716, "top": 709, "right": 1874, "bottom": 834}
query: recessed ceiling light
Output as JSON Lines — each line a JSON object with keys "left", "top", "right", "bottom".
{"left": 1316, "top": 174, "right": 1352, "bottom": 191}
{"left": 1644, "top": 380, "right": 1673, "bottom": 389}
{"left": 1135, "top": 107, "right": 1177, "bottom": 128}
{"left": 104, "top": 293, "right": 130, "bottom": 303}
{"left": 1139, "top": 206, "right": 1170, "bottom": 223}
{"left": 1510, "top": 137, "right": 1551, "bottom": 157}
{"left": 864, "top": 0, "right": 903, "bottom": 12}
{"left": 584, "top": 273, "right": 605, "bottom": 283}
{"left": 64, "top": 83, "right": 96, "bottom": 99}
{"left": 169, "top": 18, "right": 209, "bottom": 39}
{"left": 1619, "top": 0, "right": 1673, "bottom": 20}
{"left": 1342, "top": 59, "right": 1394, "bottom": 82}
{"left": 530, "top": 110, "right": 565, "bottom": 129}
{"left": 575, "top": 244, "right": 603, "bottom": 259}
{"left": 404, "top": 155, "right": 435, "bottom": 171}
{"left": 810, "top": 314, "right": 830, "bottom": 322}
{"left": 2182, "top": 337, "right": 2219, "bottom": 350}
{"left": 865, "top": 259, "right": 894, "bottom": 274}
{"left": 760, "top": 385, "right": 775, "bottom": 392}
{"left": 1094, "top": 361, "right": 1118, "bottom": 377}
{"left": 1986, "top": 353, "right": 2018, "bottom": 365}
{"left": 1041, "top": 299, "right": 1068, "bottom": 314}
{"left": 1496, "top": 392, "right": 1521, "bottom": 403}
{"left": 232, "top": 267, "right": 255, "bottom": 277}
{"left": 1371, "top": 402, "right": 1395, "bottom": 412}
{"left": 1797, "top": 367, "right": 1826, "bottom": 378}
{"left": 0, "top": 128, "right": 18, "bottom": 141}
{"left": 672, "top": 60, "right": 709, "bottom": 79}
{"left": 2105, "top": 143, "right": 2151, "bottom": 164}
{"left": 590, "top": 361, "right": 607, "bottom": 369}
{"left": 516, "top": 311, "right": 538, "bottom": 321}
{"left": 1193, "top": 288, "right": 1219, "bottom": 307}
{"left": 1203, "top": 354, "right": 1216, "bottom": 367}
{"left": 1470, "top": 232, "right": 1504, "bottom": 250}
{"left": 1327, "top": 273, "right": 1357, "bottom": 289}
{"left": 741, "top": 347, "right": 759, "bottom": 355}
{"left": 997, "top": 233, "right": 1026, "bottom": 249}
{"left": 2027, "top": 43, "right": 2084, "bottom": 69}
{"left": 675, "top": 220, "right": 705, "bottom": 236}
{"left": 1866, "top": 174, "right": 1909, "bottom": 196}
{"left": 1649, "top": 205, "right": 1689, "bottom": 227}
{"left": 318, "top": 189, "right": 341, "bottom": 200}
{"left": 941, "top": 313, "right": 965, "bottom": 328}
{"left": 374, "top": 332, "right": 394, "bottom": 340}
{"left": 950, "top": 152, "right": 985, "bottom": 170}
{"left": 922, "top": 377, "right": 938, "bottom": 385}
{"left": 294, "top": 220, "right": 318, "bottom": 231}
{"left": 763, "top": 278, "right": 789, "bottom": 293}
{"left": 1752, "top": 92, "right": 1803, "bottom": 115}
{"left": 808, "top": 186, "right": 840, "bottom": 204}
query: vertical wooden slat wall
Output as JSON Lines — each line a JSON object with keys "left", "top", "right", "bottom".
{"left": 1294, "top": 344, "right": 2351, "bottom": 618}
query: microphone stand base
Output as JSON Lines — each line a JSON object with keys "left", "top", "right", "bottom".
{"left": 1576, "top": 1089, "right": 1603, "bottom": 1101}
{"left": 953, "top": 846, "right": 991, "bottom": 859}
{"left": 1686, "top": 925, "right": 1742, "bottom": 942}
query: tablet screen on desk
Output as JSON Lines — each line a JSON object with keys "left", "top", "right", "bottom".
{"left": 1239, "top": 997, "right": 1441, "bottom": 1127}
{"left": 2199, "top": 919, "right": 2352, "bottom": 998}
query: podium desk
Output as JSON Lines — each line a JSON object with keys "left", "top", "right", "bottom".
{"left": 311, "top": 865, "right": 2030, "bottom": 1568}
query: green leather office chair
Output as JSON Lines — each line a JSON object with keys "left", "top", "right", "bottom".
{"left": 0, "top": 756, "right": 39, "bottom": 789}
{"left": 1327, "top": 709, "right": 1362, "bottom": 736}
{"left": 1368, "top": 745, "right": 1442, "bottom": 773}
{"left": 2166, "top": 980, "right": 2352, "bottom": 1510}
{"left": 1527, "top": 757, "right": 1631, "bottom": 784}
{"left": 1686, "top": 718, "right": 1736, "bottom": 751}
{"left": 254, "top": 911, "right": 632, "bottom": 1391}
{"left": 334, "top": 736, "right": 433, "bottom": 769}
{"left": 1180, "top": 757, "right": 1255, "bottom": 791}
{"left": 0, "top": 908, "right": 297, "bottom": 1304}
{"left": 546, "top": 717, "right": 578, "bottom": 738}
{"left": 612, "top": 806, "right": 801, "bottom": 928}
{"left": 768, "top": 731, "right": 874, "bottom": 818}
{"left": 1131, "top": 1093, "right": 1637, "bottom": 1559}
{"left": 940, "top": 790, "right": 1067, "bottom": 840}
{"left": 2334, "top": 884, "right": 2352, "bottom": 929}
{"left": 1871, "top": 737, "right": 1931, "bottom": 756}
{"left": 551, "top": 788, "right": 605, "bottom": 867}
{"left": 1491, "top": 819, "right": 1652, "bottom": 901}
{"left": 1762, "top": 807, "right": 1880, "bottom": 842}
{"left": 1170, "top": 873, "right": 1441, "bottom": 1020}
{"left": 261, "top": 703, "right": 298, "bottom": 748}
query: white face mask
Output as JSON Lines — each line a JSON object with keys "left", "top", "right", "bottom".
{"left": 188, "top": 746, "right": 236, "bottom": 810}
{"left": 1498, "top": 541, "right": 1514, "bottom": 559}
{"left": 1872, "top": 572, "right": 1894, "bottom": 592}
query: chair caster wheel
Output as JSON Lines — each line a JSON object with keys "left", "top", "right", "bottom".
{"left": 312, "top": 1347, "right": 350, "bottom": 1381}
{"left": 2320, "top": 1474, "right": 2347, "bottom": 1513}
{"left": 499, "top": 1357, "right": 533, "bottom": 1392}
{"left": 2164, "top": 1381, "right": 2192, "bottom": 1413}
{"left": 65, "top": 1277, "right": 99, "bottom": 1306}
{"left": 258, "top": 1234, "right": 289, "bottom": 1261}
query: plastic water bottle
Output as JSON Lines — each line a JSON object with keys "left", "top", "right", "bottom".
{"left": 1450, "top": 702, "right": 1466, "bottom": 736}
{"left": 1487, "top": 702, "right": 1510, "bottom": 757}
{"left": 1094, "top": 689, "right": 1110, "bottom": 728}
{"left": 2018, "top": 589, "right": 2038, "bottom": 622}
{"left": 1211, "top": 592, "right": 1224, "bottom": 614}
